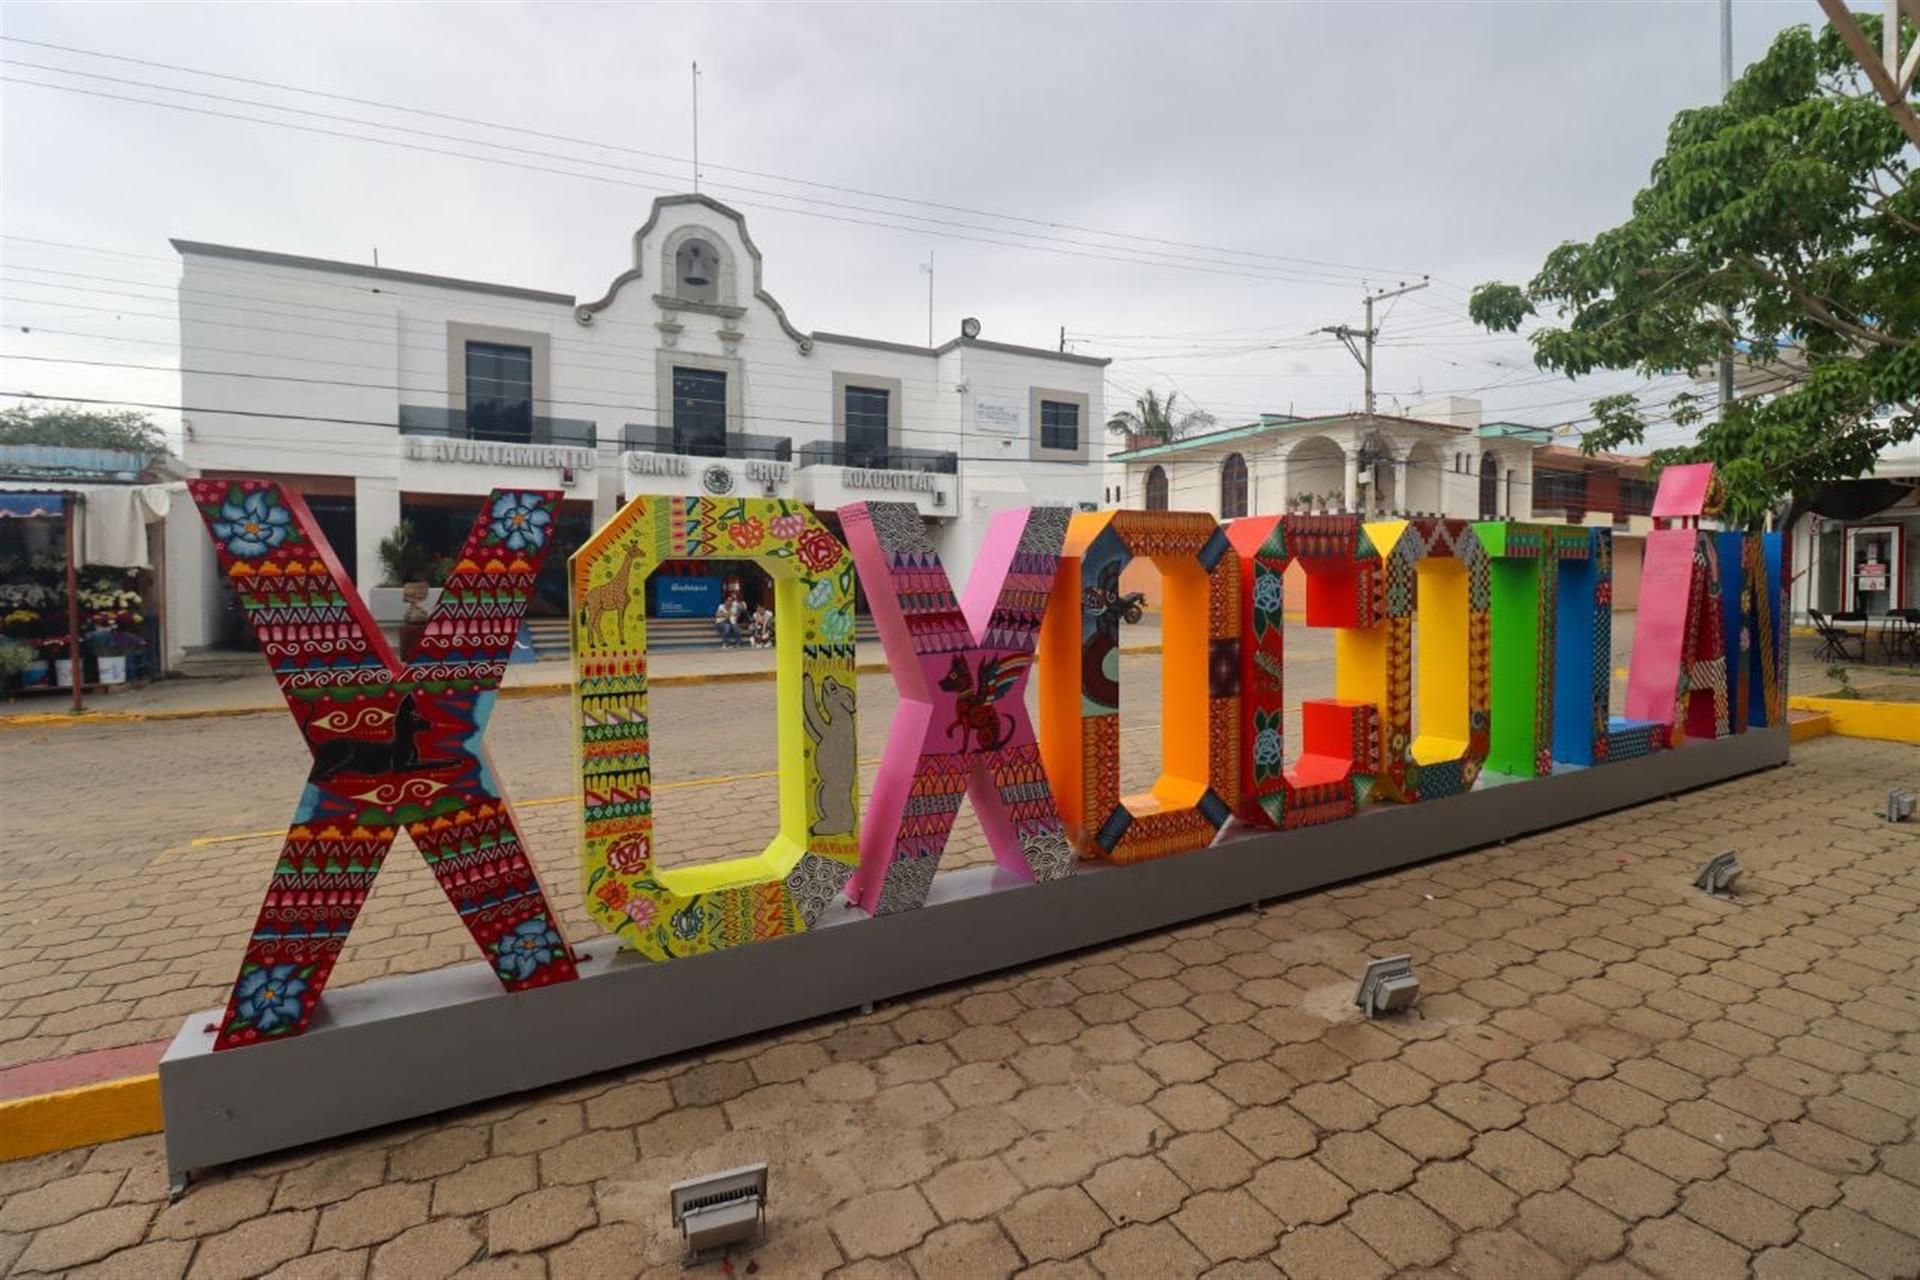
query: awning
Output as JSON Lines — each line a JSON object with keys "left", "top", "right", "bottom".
{"left": 0, "top": 480, "right": 178, "bottom": 568}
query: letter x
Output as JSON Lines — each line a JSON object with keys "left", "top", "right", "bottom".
{"left": 187, "top": 480, "right": 578, "bottom": 1049}
{"left": 840, "top": 502, "right": 1074, "bottom": 915}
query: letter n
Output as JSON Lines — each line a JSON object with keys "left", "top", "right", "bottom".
{"left": 840, "top": 502, "right": 1073, "bottom": 914}
{"left": 187, "top": 480, "right": 577, "bottom": 1049}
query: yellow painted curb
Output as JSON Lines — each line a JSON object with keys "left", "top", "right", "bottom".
{"left": 0, "top": 642, "right": 1167, "bottom": 730}
{"left": 0, "top": 1075, "right": 162, "bottom": 1162}
{"left": 1788, "top": 712, "right": 1833, "bottom": 743}
{"left": 1788, "top": 695, "right": 1920, "bottom": 744}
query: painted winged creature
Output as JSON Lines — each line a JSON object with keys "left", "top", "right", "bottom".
{"left": 939, "top": 651, "right": 1032, "bottom": 753}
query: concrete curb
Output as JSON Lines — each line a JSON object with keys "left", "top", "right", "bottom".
{"left": 1787, "top": 695, "right": 1919, "bottom": 744}
{"left": 0, "top": 643, "right": 1167, "bottom": 730}
{"left": 0, "top": 1075, "right": 163, "bottom": 1163}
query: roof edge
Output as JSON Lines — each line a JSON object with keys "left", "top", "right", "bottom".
{"left": 169, "top": 239, "right": 575, "bottom": 306}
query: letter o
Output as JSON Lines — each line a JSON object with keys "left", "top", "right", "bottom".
{"left": 1039, "top": 510, "right": 1239, "bottom": 863}
{"left": 571, "top": 495, "right": 860, "bottom": 960}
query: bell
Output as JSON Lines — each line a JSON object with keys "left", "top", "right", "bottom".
{"left": 682, "top": 244, "right": 712, "bottom": 288}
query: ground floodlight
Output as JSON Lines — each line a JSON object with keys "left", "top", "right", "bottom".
{"left": 1354, "top": 955, "right": 1419, "bottom": 1019}
{"left": 670, "top": 1162, "right": 768, "bottom": 1263}
{"left": 1888, "top": 789, "right": 1915, "bottom": 823}
{"left": 1693, "top": 851, "right": 1743, "bottom": 896}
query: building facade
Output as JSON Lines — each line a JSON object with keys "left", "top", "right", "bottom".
{"left": 170, "top": 194, "right": 1106, "bottom": 659}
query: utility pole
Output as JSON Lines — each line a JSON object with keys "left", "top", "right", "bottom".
{"left": 691, "top": 62, "right": 701, "bottom": 193}
{"left": 1059, "top": 325, "right": 1067, "bottom": 354}
{"left": 921, "top": 251, "right": 934, "bottom": 347}
{"left": 1319, "top": 277, "right": 1429, "bottom": 419}
{"left": 1717, "top": 0, "right": 1735, "bottom": 420}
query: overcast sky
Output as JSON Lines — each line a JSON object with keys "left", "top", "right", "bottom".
{"left": 0, "top": 1, "right": 1815, "bottom": 449}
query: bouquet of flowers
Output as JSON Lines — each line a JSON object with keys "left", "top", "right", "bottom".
{"left": 85, "top": 628, "right": 146, "bottom": 657}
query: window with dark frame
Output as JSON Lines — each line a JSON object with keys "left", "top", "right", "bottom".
{"left": 465, "top": 341, "right": 533, "bottom": 443}
{"left": 1040, "top": 399, "right": 1080, "bottom": 452}
{"left": 1145, "top": 465, "right": 1169, "bottom": 511}
{"left": 672, "top": 367, "right": 729, "bottom": 457}
{"left": 843, "top": 385, "right": 891, "bottom": 468}
{"left": 1220, "top": 452, "right": 1249, "bottom": 519}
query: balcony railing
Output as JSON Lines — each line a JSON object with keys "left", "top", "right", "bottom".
{"left": 621, "top": 424, "right": 792, "bottom": 461}
{"left": 400, "top": 406, "right": 596, "bottom": 449}
{"left": 796, "top": 440, "right": 959, "bottom": 475}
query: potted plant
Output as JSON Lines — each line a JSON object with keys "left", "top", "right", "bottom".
{"left": 375, "top": 521, "right": 437, "bottom": 653}
{"left": 86, "top": 628, "right": 143, "bottom": 685}
{"left": 0, "top": 635, "right": 33, "bottom": 696}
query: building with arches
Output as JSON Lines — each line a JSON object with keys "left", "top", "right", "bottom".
{"left": 167, "top": 193, "right": 1107, "bottom": 661}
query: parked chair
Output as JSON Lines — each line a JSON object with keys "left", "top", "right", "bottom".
{"left": 1811, "top": 609, "right": 1863, "bottom": 662}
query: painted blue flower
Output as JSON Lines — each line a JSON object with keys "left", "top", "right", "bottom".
{"left": 820, "top": 606, "right": 854, "bottom": 645}
{"left": 488, "top": 492, "right": 552, "bottom": 552}
{"left": 493, "top": 916, "right": 563, "bottom": 982}
{"left": 233, "top": 963, "right": 307, "bottom": 1032}
{"left": 212, "top": 489, "right": 293, "bottom": 559}
{"left": 805, "top": 578, "right": 833, "bottom": 610}
{"left": 669, "top": 903, "right": 706, "bottom": 943}
{"left": 1252, "top": 571, "right": 1283, "bottom": 615}
{"left": 1253, "top": 726, "right": 1283, "bottom": 769}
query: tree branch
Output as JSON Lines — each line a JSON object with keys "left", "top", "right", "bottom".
{"left": 1738, "top": 256, "right": 1913, "bottom": 349}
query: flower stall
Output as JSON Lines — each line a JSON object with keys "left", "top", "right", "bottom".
{"left": 0, "top": 482, "right": 174, "bottom": 708}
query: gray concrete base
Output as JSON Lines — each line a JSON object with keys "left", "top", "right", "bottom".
{"left": 161, "top": 728, "right": 1789, "bottom": 1180}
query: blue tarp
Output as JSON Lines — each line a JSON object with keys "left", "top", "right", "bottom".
{"left": 0, "top": 491, "right": 65, "bottom": 519}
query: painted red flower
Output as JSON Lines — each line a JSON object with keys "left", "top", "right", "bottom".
{"left": 606, "top": 833, "right": 651, "bottom": 874}
{"left": 595, "top": 879, "right": 630, "bottom": 910}
{"left": 794, "top": 525, "right": 844, "bottom": 573}
{"left": 727, "top": 517, "right": 767, "bottom": 550}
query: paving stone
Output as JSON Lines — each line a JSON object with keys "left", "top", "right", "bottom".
{"left": 1243, "top": 1158, "right": 1352, "bottom": 1227}
{"left": 486, "top": 1186, "right": 594, "bottom": 1255}
{"left": 1677, "top": 1179, "right": 1800, "bottom": 1249}
{"left": 1664, "top": 1098, "right": 1768, "bottom": 1151}
{"left": 1571, "top": 1079, "right": 1668, "bottom": 1130}
{"left": 1087, "top": 1220, "right": 1208, "bottom": 1280}
{"left": 1751, "top": 1242, "right": 1873, "bottom": 1280}
{"left": 1167, "top": 1188, "right": 1280, "bottom": 1263}
{"left": 1289, "top": 1081, "right": 1381, "bottom": 1132}
{"left": 1342, "top": 1190, "right": 1453, "bottom": 1267}
{"left": 274, "top": 1150, "right": 389, "bottom": 1210}
{"left": 313, "top": 1181, "right": 431, "bottom": 1252}
{"left": 1626, "top": 1215, "right": 1751, "bottom": 1280}
{"left": 369, "top": 1218, "right": 485, "bottom": 1280}
{"left": 584, "top": 1081, "right": 674, "bottom": 1129}
{"left": 1484, "top": 1058, "right": 1573, "bottom": 1105}
{"left": 1727, "top": 1148, "right": 1842, "bottom": 1210}
{"left": 67, "top": 1239, "right": 196, "bottom": 1280}
{"left": 538, "top": 1129, "right": 637, "bottom": 1185}
{"left": 1799, "top": 1205, "right": 1920, "bottom": 1277}
{"left": 1471, "top": 1127, "right": 1574, "bottom": 1195}
{"left": 1525, "top": 1100, "right": 1623, "bottom": 1158}
{"left": 0, "top": 1169, "right": 122, "bottom": 1232}
{"left": 1410, "top": 1158, "right": 1518, "bottom": 1230}
{"left": 1568, "top": 1154, "right": 1679, "bottom": 1221}
{"left": 1374, "top": 1103, "right": 1474, "bottom": 1160}
{"left": 186, "top": 1210, "right": 318, "bottom": 1280}
{"left": 432, "top": 1156, "right": 538, "bottom": 1217}
{"left": 1000, "top": 1186, "right": 1109, "bottom": 1263}
{"left": 1156, "top": 1131, "right": 1252, "bottom": 1193}
{"left": 1618, "top": 1125, "right": 1727, "bottom": 1182}
{"left": 1312, "top": 1130, "right": 1416, "bottom": 1193}
{"left": 1223, "top": 1106, "right": 1317, "bottom": 1161}
{"left": 1447, "top": 1228, "right": 1568, "bottom": 1280}
{"left": 388, "top": 1127, "right": 489, "bottom": 1181}
{"left": 922, "top": 1156, "right": 1023, "bottom": 1222}
{"left": 1515, "top": 1189, "right": 1627, "bottom": 1265}
{"left": 14, "top": 1203, "right": 156, "bottom": 1273}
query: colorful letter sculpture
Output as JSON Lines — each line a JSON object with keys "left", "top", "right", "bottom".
{"left": 1227, "top": 515, "right": 1380, "bottom": 828}
{"left": 1627, "top": 464, "right": 1728, "bottom": 746}
{"left": 1040, "top": 510, "right": 1240, "bottom": 862}
{"left": 187, "top": 480, "right": 579, "bottom": 1049}
{"left": 571, "top": 496, "right": 861, "bottom": 960}
{"left": 1717, "top": 532, "right": 1785, "bottom": 732}
{"left": 1476, "top": 522, "right": 1598, "bottom": 777}
{"left": 839, "top": 502, "right": 1074, "bottom": 915}
{"left": 1351, "top": 518, "right": 1492, "bottom": 802}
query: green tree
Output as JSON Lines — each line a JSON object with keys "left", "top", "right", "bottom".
{"left": 1469, "top": 14, "right": 1918, "bottom": 528}
{"left": 0, "top": 402, "right": 168, "bottom": 454}
{"left": 1106, "top": 388, "right": 1215, "bottom": 447}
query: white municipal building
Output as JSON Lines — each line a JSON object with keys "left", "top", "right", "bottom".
{"left": 168, "top": 193, "right": 1107, "bottom": 655}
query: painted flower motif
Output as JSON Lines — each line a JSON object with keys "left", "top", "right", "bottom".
{"left": 804, "top": 578, "right": 832, "bottom": 610}
{"left": 1253, "top": 725, "right": 1283, "bottom": 770}
{"left": 669, "top": 903, "right": 706, "bottom": 943}
{"left": 770, "top": 514, "right": 805, "bottom": 540}
{"left": 625, "top": 897, "right": 658, "bottom": 929}
{"left": 488, "top": 492, "right": 552, "bottom": 552}
{"left": 819, "top": 607, "right": 854, "bottom": 645}
{"left": 1252, "top": 570, "right": 1283, "bottom": 616}
{"left": 212, "top": 489, "right": 293, "bottom": 559}
{"left": 794, "top": 526, "right": 844, "bottom": 574}
{"left": 606, "top": 833, "right": 651, "bottom": 874}
{"left": 493, "top": 917, "right": 564, "bottom": 982}
{"left": 595, "top": 879, "right": 630, "bottom": 911}
{"left": 727, "top": 517, "right": 767, "bottom": 550}
{"left": 233, "top": 963, "right": 307, "bottom": 1033}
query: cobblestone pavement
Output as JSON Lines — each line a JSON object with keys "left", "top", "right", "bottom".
{"left": 2, "top": 724, "right": 1917, "bottom": 1275}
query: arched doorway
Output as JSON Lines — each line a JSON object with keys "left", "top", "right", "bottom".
{"left": 1479, "top": 454, "right": 1500, "bottom": 518}
{"left": 1220, "top": 453, "right": 1248, "bottom": 518}
{"left": 1145, "top": 465, "right": 1169, "bottom": 510}
{"left": 1283, "top": 436, "right": 1344, "bottom": 510}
